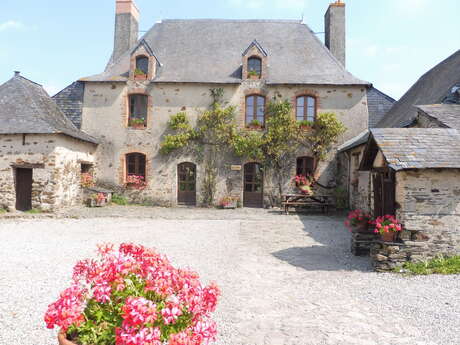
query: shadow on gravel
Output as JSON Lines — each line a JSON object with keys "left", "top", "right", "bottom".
{"left": 272, "top": 215, "right": 373, "bottom": 272}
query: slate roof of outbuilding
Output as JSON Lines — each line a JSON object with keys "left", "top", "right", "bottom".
{"left": 369, "top": 128, "right": 460, "bottom": 170}
{"left": 80, "top": 19, "right": 369, "bottom": 86}
{"left": 416, "top": 104, "right": 460, "bottom": 130}
{"left": 0, "top": 75, "right": 97, "bottom": 144}
{"left": 377, "top": 50, "right": 460, "bottom": 128}
{"left": 367, "top": 87, "right": 395, "bottom": 128}
{"left": 337, "top": 130, "right": 369, "bottom": 153}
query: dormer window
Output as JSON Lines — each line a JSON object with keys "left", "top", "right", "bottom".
{"left": 129, "top": 94, "right": 148, "bottom": 128}
{"left": 135, "top": 56, "right": 149, "bottom": 75}
{"left": 247, "top": 57, "right": 262, "bottom": 79}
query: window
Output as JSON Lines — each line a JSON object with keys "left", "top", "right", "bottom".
{"left": 136, "top": 56, "right": 149, "bottom": 75}
{"left": 296, "top": 157, "right": 315, "bottom": 177}
{"left": 126, "top": 153, "right": 146, "bottom": 180}
{"left": 246, "top": 95, "right": 265, "bottom": 126}
{"left": 129, "top": 94, "right": 148, "bottom": 127}
{"left": 247, "top": 57, "right": 262, "bottom": 77}
{"left": 296, "top": 96, "right": 316, "bottom": 122}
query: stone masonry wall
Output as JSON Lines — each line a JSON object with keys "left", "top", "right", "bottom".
{"left": 371, "top": 169, "right": 460, "bottom": 271}
{"left": 0, "top": 134, "right": 95, "bottom": 211}
{"left": 396, "top": 169, "right": 460, "bottom": 258}
{"left": 81, "top": 80, "right": 369, "bottom": 206}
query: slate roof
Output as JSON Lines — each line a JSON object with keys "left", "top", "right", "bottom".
{"left": 377, "top": 49, "right": 460, "bottom": 128}
{"left": 81, "top": 19, "right": 369, "bottom": 86}
{"left": 52, "top": 81, "right": 85, "bottom": 129}
{"left": 337, "top": 130, "right": 369, "bottom": 153}
{"left": 417, "top": 104, "right": 460, "bottom": 130}
{"left": 0, "top": 75, "right": 97, "bottom": 144}
{"left": 367, "top": 87, "right": 395, "bottom": 128}
{"left": 367, "top": 128, "right": 460, "bottom": 170}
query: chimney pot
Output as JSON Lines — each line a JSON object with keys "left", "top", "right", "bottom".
{"left": 14, "top": 71, "right": 20, "bottom": 77}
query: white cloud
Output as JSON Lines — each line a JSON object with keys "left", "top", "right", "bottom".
{"left": 228, "top": 0, "right": 305, "bottom": 10}
{"left": 0, "top": 20, "right": 27, "bottom": 32}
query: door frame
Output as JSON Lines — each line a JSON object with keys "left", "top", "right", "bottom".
{"left": 243, "top": 162, "right": 264, "bottom": 208}
{"left": 177, "top": 162, "right": 197, "bottom": 206}
{"left": 15, "top": 167, "right": 33, "bottom": 211}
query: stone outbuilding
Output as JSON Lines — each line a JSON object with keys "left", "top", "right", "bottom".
{"left": 0, "top": 73, "right": 98, "bottom": 212}
{"left": 359, "top": 128, "right": 460, "bottom": 270}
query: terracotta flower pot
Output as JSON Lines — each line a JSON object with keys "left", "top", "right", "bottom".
{"left": 58, "top": 331, "right": 77, "bottom": 345}
{"left": 248, "top": 124, "right": 262, "bottom": 130}
{"left": 248, "top": 74, "right": 260, "bottom": 80}
{"left": 300, "top": 125, "right": 312, "bottom": 131}
{"left": 134, "top": 74, "right": 148, "bottom": 80}
{"left": 381, "top": 231, "right": 396, "bottom": 242}
{"left": 352, "top": 222, "right": 369, "bottom": 233}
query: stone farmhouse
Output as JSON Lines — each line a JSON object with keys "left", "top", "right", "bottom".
{"left": 339, "top": 50, "right": 460, "bottom": 270}
{"left": 48, "top": 0, "right": 392, "bottom": 208}
{"left": 0, "top": 73, "right": 97, "bottom": 211}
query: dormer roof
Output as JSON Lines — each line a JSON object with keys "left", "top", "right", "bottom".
{"left": 242, "top": 39, "right": 268, "bottom": 57}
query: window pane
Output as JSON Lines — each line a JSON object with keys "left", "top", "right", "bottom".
{"left": 248, "top": 58, "right": 262, "bottom": 75}
{"left": 136, "top": 56, "right": 149, "bottom": 74}
{"left": 297, "top": 97, "right": 304, "bottom": 107}
{"left": 296, "top": 107, "right": 304, "bottom": 121}
{"left": 246, "top": 96, "right": 254, "bottom": 123}
{"left": 307, "top": 97, "right": 315, "bottom": 107}
{"left": 256, "top": 96, "right": 265, "bottom": 124}
{"left": 307, "top": 106, "right": 315, "bottom": 122}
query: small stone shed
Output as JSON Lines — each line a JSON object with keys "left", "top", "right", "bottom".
{"left": 360, "top": 128, "right": 460, "bottom": 270}
{"left": 0, "top": 73, "right": 98, "bottom": 212}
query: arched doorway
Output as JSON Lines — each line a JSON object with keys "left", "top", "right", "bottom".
{"left": 243, "top": 162, "right": 263, "bottom": 208}
{"left": 178, "top": 162, "right": 196, "bottom": 206}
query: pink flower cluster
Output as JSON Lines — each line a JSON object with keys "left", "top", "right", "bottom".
{"left": 344, "top": 209, "right": 372, "bottom": 230}
{"left": 44, "top": 243, "right": 220, "bottom": 345}
{"left": 126, "top": 175, "right": 147, "bottom": 189}
{"left": 373, "top": 215, "right": 402, "bottom": 234}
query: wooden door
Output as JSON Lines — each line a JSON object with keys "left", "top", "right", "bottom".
{"left": 373, "top": 170, "right": 395, "bottom": 217}
{"left": 243, "top": 163, "right": 263, "bottom": 208}
{"left": 178, "top": 163, "right": 196, "bottom": 206}
{"left": 15, "top": 168, "right": 33, "bottom": 211}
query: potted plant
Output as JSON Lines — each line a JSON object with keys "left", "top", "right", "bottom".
{"left": 293, "top": 174, "right": 314, "bottom": 195}
{"left": 372, "top": 215, "right": 403, "bottom": 242}
{"left": 45, "top": 243, "right": 220, "bottom": 345}
{"left": 134, "top": 68, "right": 148, "bottom": 80}
{"left": 344, "top": 209, "right": 373, "bottom": 233}
{"left": 298, "top": 120, "right": 314, "bottom": 131}
{"left": 247, "top": 70, "right": 260, "bottom": 80}
{"left": 248, "top": 119, "right": 263, "bottom": 130}
{"left": 86, "top": 192, "right": 106, "bottom": 207}
{"left": 126, "top": 174, "right": 147, "bottom": 190}
{"left": 129, "top": 118, "right": 146, "bottom": 129}
{"left": 219, "top": 196, "right": 238, "bottom": 209}
{"left": 80, "top": 173, "right": 95, "bottom": 188}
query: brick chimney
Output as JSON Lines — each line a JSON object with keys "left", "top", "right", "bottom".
{"left": 113, "top": 0, "right": 139, "bottom": 63}
{"left": 325, "top": 0, "right": 346, "bottom": 66}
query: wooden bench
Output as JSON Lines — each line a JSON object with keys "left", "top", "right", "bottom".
{"left": 281, "top": 194, "right": 334, "bottom": 215}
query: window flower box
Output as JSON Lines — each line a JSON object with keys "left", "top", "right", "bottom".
{"left": 133, "top": 68, "right": 148, "bottom": 80}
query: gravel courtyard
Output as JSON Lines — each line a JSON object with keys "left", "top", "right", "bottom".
{"left": 0, "top": 207, "right": 458, "bottom": 345}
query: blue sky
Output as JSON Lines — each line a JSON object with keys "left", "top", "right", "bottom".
{"left": 1, "top": 0, "right": 459, "bottom": 99}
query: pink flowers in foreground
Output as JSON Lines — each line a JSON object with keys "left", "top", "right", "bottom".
{"left": 373, "top": 215, "right": 403, "bottom": 235}
{"left": 44, "top": 243, "right": 220, "bottom": 345}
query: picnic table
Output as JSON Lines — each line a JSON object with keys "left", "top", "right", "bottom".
{"left": 281, "top": 193, "right": 334, "bottom": 215}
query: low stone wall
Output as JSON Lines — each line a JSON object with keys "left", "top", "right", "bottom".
{"left": 370, "top": 239, "right": 432, "bottom": 272}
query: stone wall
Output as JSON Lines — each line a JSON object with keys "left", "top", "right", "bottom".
{"left": 396, "top": 169, "right": 460, "bottom": 257}
{"left": 371, "top": 169, "right": 460, "bottom": 271}
{"left": 81, "top": 80, "right": 369, "bottom": 206}
{"left": 337, "top": 145, "right": 371, "bottom": 212}
{"left": 0, "top": 134, "right": 96, "bottom": 211}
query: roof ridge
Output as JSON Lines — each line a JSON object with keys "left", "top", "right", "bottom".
{"left": 161, "top": 18, "right": 302, "bottom": 23}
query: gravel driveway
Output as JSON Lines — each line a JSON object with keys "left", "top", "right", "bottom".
{"left": 0, "top": 207, "right": 458, "bottom": 345}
